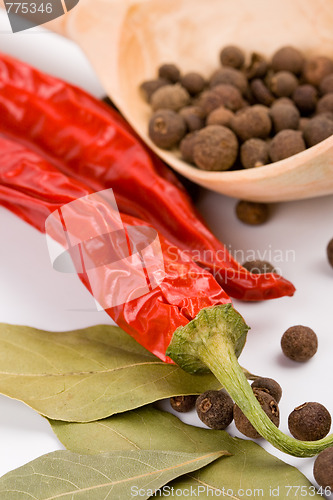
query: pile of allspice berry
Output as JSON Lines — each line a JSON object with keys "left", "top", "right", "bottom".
{"left": 141, "top": 45, "right": 333, "bottom": 171}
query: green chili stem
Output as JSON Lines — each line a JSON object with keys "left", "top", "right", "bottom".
{"left": 199, "top": 336, "right": 333, "bottom": 457}
{"left": 166, "top": 304, "right": 333, "bottom": 458}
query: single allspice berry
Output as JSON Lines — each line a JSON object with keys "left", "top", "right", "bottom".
{"left": 327, "top": 238, "right": 333, "bottom": 268}
{"left": 210, "top": 67, "right": 248, "bottom": 95}
{"left": 231, "top": 105, "right": 272, "bottom": 141}
{"left": 246, "top": 52, "right": 268, "bottom": 80}
{"left": 270, "top": 103, "right": 300, "bottom": 133}
{"left": 151, "top": 84, "right": 190, "bottom": 112}
{"left": 240, "top": 138, "right": 269, "bottom": 169}
{"left": 236, "top": 200, "right": 270, "bottom": 225}
{"left": 206, "top": 106, "right": 234, "bottom": 128}
{"left": 269, "top": 71, "right": 298, "bottom": 97}
{"left": 316, "top": 93, "right": 333, "bottom": 115}
{"left": 199, "top": 84, "right": 244, "bottom": 115}
{"left": 250, "top": 79, "right": 275, "bottom": 106}
{"left": 292, "top": 84, "right": 318, "bottom": 115}
{"left": 271, "top": 46, "right": 304, "bottom": 75}
{"left": 192, "top": 125, "right": 239, "bottom": 171}
{"left": 180, "top": 72, "right": 206, "bottom": 96}
{"left": 195, "top": 390, "right": 234, "bottom": 430}
{"left": 288, "top": 402, "right": 331, "bottom": 441}
{"left": 271, "top": 97, "right": 294, "bottom": 108}
{"left": 158, "top": 63, "right": 181, "bottom": 83}
{"left": 139, "top": 78, "right": 170, "bottom": 102}
{"left": 303, "top": 114, "right": 333, "bottom": 147}
{"left": 313, "top": 447, "right": 333, "bottom": 489}
{"left": 180, "top": 132, "right": 198, "bottom": 164}
{"left": 251, "top": 377, "right": 282, "bottom": 403}
{"left": 148, "top": 109, "right": 186, "bottom": 149}
{"left": 212, "top": 84, "right": 244, "bottom": 111}
{"left": 234, "top": 389, "right": 280, "bottom": 439}
{"left": 170, "top": 395, "right": 197, "bottom": 413}
{"left": 269, "top": 129, "right": 306, "bottom": 162}
{"left": 220, "top": 45, "right": 245, "bottom": 69}
{"left": 281, "top": 325, "right": 318, "bottom": 362}
{"left": 319, "top": 74, "right": 333, "bottom": 95}
{"left": 302, "top": 55, "right": 333, "bottom": 86}
{"left": 298, "top": 117, "right": 310, "bottom": 133}
{"left": 179, "top": 106, "right": 205, "bottom": 132}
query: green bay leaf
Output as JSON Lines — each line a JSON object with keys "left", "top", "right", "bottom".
{"left": 0, "top": 449, "right": 225, "bottom": 499}
{"left": 0, "top": 323, "right": 219, "bottom": 422}
{"left": 50, "top": 406, "right": 321, "bottom": 498}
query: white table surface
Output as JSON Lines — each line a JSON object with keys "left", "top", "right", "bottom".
{"left": 0, "top": 9, "right": 333, "bottom": 497}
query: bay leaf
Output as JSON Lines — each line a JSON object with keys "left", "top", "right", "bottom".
{"left": 0, "top": 323, "right": 219, "bottom": 422}
{"left": 50, "top": 406, "right": 321, "bottom": 498}
{"left": 0, "top": 449, "right": 225, "bottom": 499}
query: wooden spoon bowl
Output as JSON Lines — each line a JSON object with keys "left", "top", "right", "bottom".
{"left": 48, "top": 0, "right": 333, "bottom": 201}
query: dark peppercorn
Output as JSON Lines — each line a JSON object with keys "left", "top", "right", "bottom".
{"left": 170, "top": 395, "right": 197, "bottom": 413}
{"left": 288, "top": 402, "right": 331, "bottom": 441}
{"left": 302, "top": 56, "right": 333, "bottom": 86}
{"left": 149, "top": 109, "right": 186, "bottom": 149}
{"left": 303, "top": 114, "right": 333, "bottom": 147}
{"left": 271, "top": 46, "right": 304, "bottom": 75}
{"left": 236, "top": 200, "right": 270, "bottom": 225}
{"left": 250, "top": 79, "right": 275, "bottom": 106}
{"left": 319, "top": 74, "right": 333, "bottom": 95}
{"left": 269, "top": 129, "right": 305, "bottom": 162}
{"left": 240, "top": 138, "right": 269, "bottom": 168}
{"left": 271, "top": 97, "right": 294, "bottom": 108}
{"left": 270, "top": 103, "right": 300, "bottom": 133}
{"left": 298, "top": 117, "right": 310, "bottom": 133}
{"left": 269, "top": 71, "right": 298, "bottom": 97}
{"left": 327, "top": 238, "right": 333, "bottom": 268}
{"left": 281, "top": 325, "right": 318, "bottom": 362}
{"left": 220, "top": 45, "right": 245, "bottom": 69}
{"left": 316, "top": 93, "right": 333, "bottom": 115}
{"left": 179, "top": 106, "right": 205, "bottom": 132}
{"left": 242, "top": 260, "right": 277, "bottom": 275}
{"left": 180, "top": 132, "right": 198, "bottom": 163}
{"left": 246, "top": 52, "right": 268, "bottom": 80}
{"left": 206, "top": 106, "right": 234, "bottom": 127}
{"left": 139, "top": 78, "right": 170, "bottom": 102}
{"left": 213, "top": 84, "right": 245, "bottom": 111}
{"left": 292, "top": 84, "right": 318, "bottom": 115}
{"left": 234, "top": 389, "right": 280, "bottom": 439}
{"left": 231, "top": 105, "right": 272, "bottom": 141}
{"left": 210, "top": 67, "right": 248, "bottom": 95}
{"left": 180, "top": 72, "right": 206, "bottom": 96}
{"left": 158, "top": 63, "right": 181, "bottom": 83}
{"left": 195, "top": 390, "right": 234, "bottom": 430}
{"left": 313, "top": 448, "right": 333, "bottom": 489}
{"left": 192, "top": 125, "right": 238, "bottom": 171}
{"left": 151, "top": 84, "right": 190, "bottom": 112}
{"left": 199, "top": 84, "right": 244, "bottom": 115}
{"left": 251, "top": 377, "right": 282, "bottom": 403}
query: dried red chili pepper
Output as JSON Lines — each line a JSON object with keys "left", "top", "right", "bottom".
{"left": 0, "top": 134, "right": 230, "bottom": 361}
{"left": 0, "top": 52, "right": 295, "bottom": 301}
{"left": 1, "top": 134, "right": 332, "bottom": 458}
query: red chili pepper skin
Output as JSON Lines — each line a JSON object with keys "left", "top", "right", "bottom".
{"left": 0, "top": 52, "right": 295, "bottom": 302}
{"left": 0, "top": 135, "right": 230, "bottom": 362}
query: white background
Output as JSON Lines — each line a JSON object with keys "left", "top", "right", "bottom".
{"left": 0, "top": 8, "right": 333, "bottom": 496}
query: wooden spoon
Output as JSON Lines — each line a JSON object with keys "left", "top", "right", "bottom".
{"left": 11, "top": 0, "right": 333, "bottom": 201}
